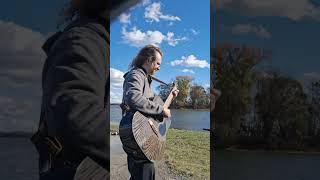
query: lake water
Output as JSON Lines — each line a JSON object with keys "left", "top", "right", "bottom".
{"left": 213, "top": 150, "right": 320, "bottom": 180}
{"left": 110, "top": 104, "right": 210, "bottom": 131}
{"left": 0, "top": 137, "right": 38, "bottom": 180}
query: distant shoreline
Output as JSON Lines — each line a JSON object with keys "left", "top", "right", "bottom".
{"left": 218, "top": 147, "right": 320, "bottom": 155}
{"left": 110, "top": 104, "right": 209, "bottom": 111}
{"left": 0, "top": 132, "right": 32, "bottom": 138}
{"left": 110, "top": 103, "right": 121, "bottom": 105}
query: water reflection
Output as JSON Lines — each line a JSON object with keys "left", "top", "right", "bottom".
{"left": 110, "top": 105, "right": 210, "bottom": 131}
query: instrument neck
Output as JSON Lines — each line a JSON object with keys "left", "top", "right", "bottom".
{"left": 149, "top": 75, "right": 175, "bottom": 109}
{"left": 163, "top": 87, "right": 175, "bottom": 109}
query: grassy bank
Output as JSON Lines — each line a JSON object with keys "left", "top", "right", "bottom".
{"left": 164, "top": 128, "right": 210, "bottom": 179}
{"left": 110, "top": 123, "right": 119, "bottom": 132}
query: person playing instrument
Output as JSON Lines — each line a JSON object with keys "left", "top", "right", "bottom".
{"left": 119, "top": 44, "right": 179, "bottom": 180}
{"left": 31, "top": 0, "right": 109, "bottom": 179}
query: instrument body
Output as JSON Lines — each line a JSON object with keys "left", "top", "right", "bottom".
{"left": 131, "top": 106, "right": 171, "bottom": 161}
{"left": 74, "top": 157, "right": 109, "bottom": 180}
{"left": 131, "top": 82, "right": 177, "bottom": 161}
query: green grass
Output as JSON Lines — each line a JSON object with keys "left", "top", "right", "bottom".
{"left": 110, "top": 123, "right": 119, "bottom": 132}
{"left": 164, "top": 128, "right": 210, "bottom": 179}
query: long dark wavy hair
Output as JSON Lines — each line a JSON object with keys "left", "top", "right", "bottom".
{"left": 129, "top": 44, "right": 163, "bottom": 69}
{"left": 58, "top": 0, "right": 108, "bottom": 28}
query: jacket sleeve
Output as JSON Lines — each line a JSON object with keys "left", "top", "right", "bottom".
{"left": 43, "top": 30, "right": 109, "bottom": 170}
{"left": 124, "top": 71, "right": 163, "bottom": 115}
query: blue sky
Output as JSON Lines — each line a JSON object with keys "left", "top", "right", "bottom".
{"left": 213, "top": 0, "right": 320, "bottom": 88}
{"left": 110, "top": 0, "right": 210, "bottom": 103}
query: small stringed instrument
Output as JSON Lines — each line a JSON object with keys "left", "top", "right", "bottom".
{"left": 132, "top": 82, "right": 178, "bottom": 161}
{"left": 74, "top": 157, "right": 109, "bottom": 180}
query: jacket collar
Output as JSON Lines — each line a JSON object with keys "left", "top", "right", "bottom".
{"left": 137, "top": 66, "right": 152, "bottom": 84}
{"left": 123, "top": 66, "right": 152, "bottom": 84}
{"left": 139, "top": 66, "right": 148, "bottom": 76}
{"left": 42, "top": 31, "right": 62, "bottom": 55}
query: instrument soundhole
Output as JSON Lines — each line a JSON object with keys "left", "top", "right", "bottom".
{"left": 159, "top": 121, "right": 167, "bottom": 136}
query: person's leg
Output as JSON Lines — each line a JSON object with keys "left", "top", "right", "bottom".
{"left": 120, "top": 113, "right": 155, "bottom": 180}
{"left": 127, "top": 154, "right": 155, "bottom": 180}
{"left": 139, "top": 161, "right": 155, "bottom": 180}
{"left": 127, "top": 154, "right": 134, "bottom": 179}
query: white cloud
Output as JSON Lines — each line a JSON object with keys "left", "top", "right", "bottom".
{"left": 166, "top": 32, "right": 187, "bottom": 46}
{"left": 0, "top": 96, "right": 35, "bottom": 132}
{"left": 145, "top": 2, "right": 181, "bottom": 22}
{"left": 299, "top": 72, "right": 320, "bottom": 85}
{"left": 142, "top": 0, "right": 151, "bottom": 6}
{"left": 230, "top": 24, "right": 271, "bottom": 38}
{"left": 191, "top": 29, "right": 200, "bottom": 35}
{"left": 303, "top": 72, "right": 320, "bottom": 79}
{"left": 129, "top": 0, "right": 152, "bottom": 11}
{"left": 119, "top": 13, "right": 131, "bottom": 24}
{"left": 0, "top": 21, "right": 54, "bottom": 132}
{"left": 182, "top": 69, "right": 195, "bottom": 74}
{"left": 170, "top": 55, "right": 210, "bottom": 68}
{"left": 121, "top": 27, "right": 186, "bottom": 47}
{"left": 216, "top": 0, "right": 320, "bottom": 21}
{"left": 122, "top": 26, "right": 164, "bottom": 47}
{"left": 110, "top": 68, "right": 125, "bottom": 104}
{"left": 0, "top": 21, "right": 45, "bottom": 90}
